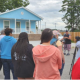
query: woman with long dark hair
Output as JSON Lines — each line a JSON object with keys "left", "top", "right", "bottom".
{"left": 32, "top": 28, "right": 62, "bottom": 79}
{"left": 11, "top": 32, "right": 35, "bottom": 79}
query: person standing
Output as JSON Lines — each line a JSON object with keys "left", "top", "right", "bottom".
{"left": 0, "top": 28, "right": 17, "bottom": 79}
{"left": 75, "top": 40, "right": 80, "bottom": 60}
{"left": 33, "top": 28, "right": 62, "bottom": 79}
{"left": 61, "top": 30, "right": 71, "bottom": 55}
{"left": 11, "top": 32, "right": 35, "bottom": 79}
{"left": 0, "top": 30, "right": 5, "bottom": 70}
{"left": 0, "top": 30, "right": 5, "bottom": 40}
{"left": 50, "top": 30, "right": 65, "bottom": 76}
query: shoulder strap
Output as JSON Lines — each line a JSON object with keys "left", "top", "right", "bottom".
{"left": 52, "top": 39, "right": 58, "bottom": 45}
{"left": 52, "top": 39, "right": 58, "bottom": 47}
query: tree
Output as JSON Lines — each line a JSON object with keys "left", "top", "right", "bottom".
{"left": 0, "top": 0, "right": 29, "bottom": 12}
{"left": 59, "top": 0, "right": 80, "bottom": 31}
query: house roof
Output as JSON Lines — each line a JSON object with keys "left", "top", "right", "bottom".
{"left": 0, "top": 7, "right": 43, "bottom": 20}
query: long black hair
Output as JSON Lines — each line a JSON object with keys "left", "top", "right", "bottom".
{"left": 12, "top": 32, "right": 29, "bottom": 64}
{"left": 41, "top": 28, "right": 53, "bottom": 44}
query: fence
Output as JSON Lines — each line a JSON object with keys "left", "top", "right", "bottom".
{"left": 61, "top": 32, "right": 80, "bottom": 42}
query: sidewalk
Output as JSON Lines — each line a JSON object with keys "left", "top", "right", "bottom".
{"left": 71, "top": 43, "right": 76, "bottom": 48}
{"left": 61, "top": 48, "right": 75, "bottom": 79}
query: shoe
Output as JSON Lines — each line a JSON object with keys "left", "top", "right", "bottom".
{"left": 64, "top": 53, "right": 66, "bottom": 55}
{"left": 66, "top": 53, "right": 70, "bottom": 56}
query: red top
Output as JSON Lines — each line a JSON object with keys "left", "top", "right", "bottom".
{"left": 71, "top": 57, "right": 80, "bottom": 79}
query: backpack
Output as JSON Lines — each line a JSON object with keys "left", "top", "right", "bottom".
{"left": 51, "top": 39, "right": 58, "bottom": 47}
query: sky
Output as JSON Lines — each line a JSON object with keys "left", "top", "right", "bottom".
{"left": 27, "top": 0, "right": 66, "bottom": 30}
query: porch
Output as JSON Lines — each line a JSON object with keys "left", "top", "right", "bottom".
{"left": 0, "top": 18, "right": 42, "bottom": 34}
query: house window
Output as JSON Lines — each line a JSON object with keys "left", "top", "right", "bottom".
{"left": 26, "top": 22, "right": 29, "bottom": 31}
{"left": 4, "top": 21, "right": 9, "bottom": 28}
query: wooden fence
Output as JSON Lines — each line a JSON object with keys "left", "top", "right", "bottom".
{"left": 61, "top": 32, "right": 80, "bottom": 42}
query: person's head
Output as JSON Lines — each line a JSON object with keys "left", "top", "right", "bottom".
{"left": 53, "top": 30, "right": 61, "bottom": 39}
{"left": 41, "top": 28, "right": 53, "bottom": 44}
{"left": 5, "top": 28, "right": 13, "bottom": 36}
{"left": 1, "top": 30, "right": 5, "bottom": 35}
{"left": 18, "top": 32, "right": 29, "bottom": 43}
{"left": 66, "top": 30, "right": 68, "bottom": 34}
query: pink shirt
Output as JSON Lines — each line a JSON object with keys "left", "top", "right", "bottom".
{"left": 32, "top": 45, "right": 62, "bottom": 79}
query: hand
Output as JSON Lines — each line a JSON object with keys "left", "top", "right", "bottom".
{"left": 64, "top": 37, "right": 68, "bottom": 39}
{"left": 63, "top": 59, "right": 65, "bottom": 63}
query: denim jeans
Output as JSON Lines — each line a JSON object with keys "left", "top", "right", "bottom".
{"left": 1, "top": 59, "right": 17, "bottom": 79}
{"left": 59, "top": 61, "right": 65, "bottom": 76}
{"left": 0, "top": 58, "right": 2, "bottom": 70}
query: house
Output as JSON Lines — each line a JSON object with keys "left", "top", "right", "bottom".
{"left": 0, "top": 7, "right": 43, "bottom": 34}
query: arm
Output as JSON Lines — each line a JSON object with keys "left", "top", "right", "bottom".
{"left": 60, "top": 34, "right": 65, "bottom": 41}
{"left": 58, "top": 46, "right": 65, "bottom": 63}
{"left": 76, "top": 41, "right": 80, "bottom": 48}
{"left": 56, "top": 49, "right": 62, "bottom": 69}
{"left": 64, "top": 35, "right": 71, "bottom": 40}
{"left": 32, "top": 48, "right": 36, "bottom": 78}
{"left": 33, "top": 55, "right": 36, "bottom": 78}
{"left": 30, "top": 44, "right": 35, "bottom": 66}
{"left": 13, "top": 38, "right": 17, "bottom": 45}
{"left": 32, "top": 46, "right": 36, "bottom": 78}
{"left": 56, "top": 40, "right": 65, "bottom": 63}
{"left": 60, "top": 37, "right": 64, "bottom": 41}
{"left": 11, "top": 45, "right": 15, "bottom": 63}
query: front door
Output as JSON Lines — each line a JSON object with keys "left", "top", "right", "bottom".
{"left": 16, "top": 22, "right": 20, "bottom": 33}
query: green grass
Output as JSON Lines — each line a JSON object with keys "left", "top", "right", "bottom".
{"left": 71, "top": 40, "right": 75, "bottom": 43}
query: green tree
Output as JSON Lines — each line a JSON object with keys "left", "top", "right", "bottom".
{"left": 59, "top": 0, "right": 80, "bottom": 31}
{"left": 0, "top": 0, "right": 29, "bottom": 12}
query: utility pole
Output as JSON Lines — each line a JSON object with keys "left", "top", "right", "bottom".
{"left": 55, "top": 23, "right": 56, "bottom": 29}
{"left": 45, "top": 22, "right": 46, "bottom": 29}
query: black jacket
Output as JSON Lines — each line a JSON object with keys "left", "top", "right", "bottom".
{"left": 11, "top": 44, "right": 35, "bottom": 78}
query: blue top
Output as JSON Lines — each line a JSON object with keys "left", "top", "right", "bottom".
{"left": 50, "top": 38, "right": 57, "bottom": 44}
{"left": 76, "top": 41, "right": 80, "bottom": 59}
{"left": 0, "top": 36, "right": 17, "bottom": 59}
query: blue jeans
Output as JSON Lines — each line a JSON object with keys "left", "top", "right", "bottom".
{"left": 59, "top": 62, "right": 65, "bottom": 76}
{"left": 1, "top": 59, "right": 17, "bottom": 79}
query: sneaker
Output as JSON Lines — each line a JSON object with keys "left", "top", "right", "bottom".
{"left": 64, "top": 53, "right": 66, "bottom": 55}
{"left": 66, "top": 53, "right": 70, "bottom": 56}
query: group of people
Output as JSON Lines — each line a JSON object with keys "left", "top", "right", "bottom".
{"left": 0, "top": 28, "right": 77, "bottom": 79}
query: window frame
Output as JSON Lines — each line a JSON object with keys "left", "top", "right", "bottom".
{"left": 25, "top": 21, "right": 31, "bottom": 31}
{"left": 16, "top": 21, "right": 21, "bottom": 34}
{"left": 3, "top": 20, "right": 10, "bottom": 29}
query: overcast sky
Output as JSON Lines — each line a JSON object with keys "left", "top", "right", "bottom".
{"left": 27, "top": 0, "right": 66, "bottom": 30}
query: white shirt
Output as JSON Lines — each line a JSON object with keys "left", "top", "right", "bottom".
{"left": 0, "top": 35, "right": 5, "bottom": 54}
{"left": 76, "top": 41, "right": 80, "bottom": 59}
{"left": 0, "top": 35, "right": 5, "bottom": 41}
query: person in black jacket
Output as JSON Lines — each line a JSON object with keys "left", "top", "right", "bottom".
{"left": 11, "top": 32, "right": 35, "bottom": 79}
